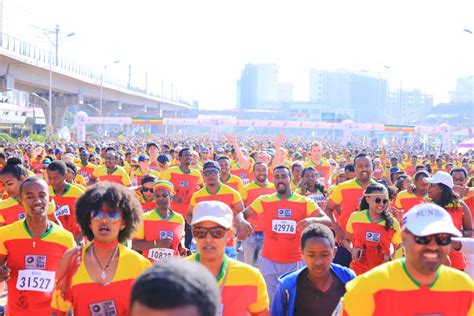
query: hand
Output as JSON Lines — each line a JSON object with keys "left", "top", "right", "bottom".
{"left": 235, "top": 219, "right": 253, "bottom": 241}
{"left": 224, "top": 134, "right": 237, "bottom": 145}
{"left": 334, "top": 225, "right": 345, "bottom": 244}
{"left": 0, "top": 265, "right": 10, "bottom": 282}
{"left": 297, "top": 218, "right": 316, "bottom": 232}
{"left": 155, "top": 238, "right": 173, "bottom": 248}
{"left": 275, "top": 133, "right": 285, "bottom": 146}
{"left": 172, "top": 195, "right": 184, "bottom": 203}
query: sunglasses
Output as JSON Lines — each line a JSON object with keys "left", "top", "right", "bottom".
{"left": 141, "top": 187, "right": 153, "bottom": 193}
{"left": 192, "top": 226, "right": 228, "bottom": 239}
{"left": 373, "top": 198, "right": 389, "bottom": 205}
{"left": 90, "top": 209, "right": 122, "bottom": 222}
{"left": 203, "top": 169, "right": 219, "bottom": 176}
{"left": 413, "top": 233, "right": 451, "bottom": 246}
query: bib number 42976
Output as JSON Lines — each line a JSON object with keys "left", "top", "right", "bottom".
{"left": 272, "top": 220, "right": 296, "bottom": 234}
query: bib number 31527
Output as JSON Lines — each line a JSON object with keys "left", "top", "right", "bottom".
{"left": 272, "top": 220, "right": 296, "bottom": 234}
{"left": 16, "top": 269, "right": 55, "bottom": 292}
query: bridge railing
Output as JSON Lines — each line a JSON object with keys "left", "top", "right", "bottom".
{"left": 0, "top": 33, "right": 190, "bottom": 108}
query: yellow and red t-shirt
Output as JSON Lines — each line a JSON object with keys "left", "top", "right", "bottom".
{"left": 134, "top": 209, "right": 185, "bottom": 263}
{"left": 394, "top": 190, "right": 428, "bottom": 214}
{"left": 134, "top": 191, "right": 155, "bottom": 213}
{"left": 50, "top": 184, "right": 85, "bottom": 237}
{"left": 230, "top": 162, "right": 252, "bottom": 185}
{"left": 92, "top": 165, "right": 132, "bottom": 187}
{"left": 340, "top": 259, "right": 473, "bottom": 316}
{"left": 30, "top": 157, "right": 44, "bottom": 174}
{"left": 129, "top": 169, "right": 160, "bottom": 187}
{"left": 462, "top": 188, "right": 474, "bottom": 219}
{"left": 346, "top": 210, "right": 401, "bottom": 275}
{"left": 305, "top": 159, "right": 331, "bottom": 186}
{"left": 444, "top": 202, "right": 467, "bottom": 270}
{"left": 221, "top": 174, "right": 246, "bottom": 197}
{"left": 329, "top": 179, "right": 374, "bottom": 232}
{"left": 0, "top": 220, "right": 75, "bottom": 316}
{"left": 187, "top": 254, "right": 269, "bottom": 316}
{"left": 249, "top": 192, "right": 320, "bottom": 263}
{"left": 51, "top": 243, "right": 151, "bottom": 315}
{"left": 77, "top": 162, "right": 97, "bottom": 184}
{"left": 403, "top": 162, "right": 417, "bottom": 177}
{"left": 242, "top": 181, "right": 275, "bottom": 232}
{"left": 161, "top": 166, "right": 203, "bottom": 218}
{"left": 0, "top": 197, "right": 56, "bottom": 226}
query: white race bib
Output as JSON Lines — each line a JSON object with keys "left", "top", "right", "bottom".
{"left": 148, "top": 248, "right": 174, "bottom": 262}
{"left": 55, "top": 205, "right": 71, "bottom": 217}
{"left": 16, "top": 269, "right": 55, "bottom": 292}
{"left": 308, "top": 193, "right": 325, "bottom": 205}
{"left": 272, "top": 220, "right": 296, "bottom": 234}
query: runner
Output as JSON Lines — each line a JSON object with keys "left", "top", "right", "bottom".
{"left": 0, "top": 158, "right": 59, "bottom": 226}
{"left": 297, "top": 167, "right": 327, "bottom": 208}
{"left": 425, "top": 171, "right": 472, "bottom": 270}
{"left": 146, "top": 142, "right": 160, "bottom": 172}
{"left": 47, "top": 161, "right": 85, "bottom": 242}
{"left": 133, "top": 180, "right": 185, "bottom": 263}
{"left": 0, "top": 177, "right": 75, "bottom": 315}
{"left": 325, "top": 153, "right": 375, "bottom": 267}
{"left": 344, "top": 183, "right": 402, "bottom": 275}
{"left": 305, "top": 142, "right": 331, "bottom": 187}
{"left": 338, "top": 203, "right": 472, "bottom": 315}
{"left": 51, "top": 182, "right": 151, "bottom": 316}
{"left": 130, "top": 260, "right": 220, "bottom": 316}
{"left": 239, "top": 165, "right": 331, "bottom": 302}
{"left": 290, "top": 162, "right": 303, "bottom": 190}
{"left": 187, "top": 201, "right": 270, "bottom": 316}
{"left": 64, "top": 161, "right": 87, "bottom": 189}
{"left": 90, "top": 149, "right": 132, "bottom": 186}
{"left": 393, "top": 170, "right": 430, "bottom": 222}
{"left": 218, "top": 156, "right": 245, "bottom": 194}
{"left": 241, "top": 162, "right": 275, "bottom": 266}
{"left": 272, "top": 223, "right": 356, "bottom": 316}
{"left": 129, "top": 154, "right": 160, "bottom": 187}
{"left": 134, "top": 174, "right": 157, "bottom": 213}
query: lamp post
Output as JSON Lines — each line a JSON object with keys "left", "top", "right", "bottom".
{"left": 99, "top": 60, "right": 120, "bottom": 134}
{"left": 464, "top": 28, "right": 473, "bottom": 126}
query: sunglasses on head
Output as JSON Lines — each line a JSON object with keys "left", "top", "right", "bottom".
{"left": 141, "top": 187, "right": 153, "bottom": 193}
{"left": 90, "top": 209, "right": 122, "bottom": 222}
{"left": 192, "top": 226, "right": 228, "bottom": 239}
{"left": 203, "top": 169, "right": 219, "bottom": 176}
{"left": 412, "top": 233, "right": 451, "bottom": 246}
{"left": 374, "top": 197, "right": 389, "bottom": 205}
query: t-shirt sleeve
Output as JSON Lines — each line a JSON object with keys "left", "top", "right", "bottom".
{"left": 391, "top": 219, "right": 402, "bottom": 245}
{"left": 133, "top": 221, "right": 145, "bottom": 240}
{"left": 48, "top": 199, "right": 57, "bottom": 215}
{"left": 248, "top": 269, "right": 270, "bottom": 314}
{"left": 306, "top": 198, "right": 319, "bottom": 216}
{"left": 232, "top": 191, "right": 242, "bottom": 204}
{"left": 249, "top": 196, "right": 264, "bottom": 215}
{"left": 341, "top": 275, "right": 376, "bottom": 315}
{"left": 0, "top": 227, "right": 7, "bottom": 255}
{"left": 92, "top": 167, "right": 99, "bottom": 178}
{"left": 0, "top": 214, "right": 5, "bottom": 225}
{"left": 346, "top": 212, "right": 356, "bottom": 234}
{"left": 241, "top": 186, "right": 248, "bottom": 203}
{"left": 121, "top": 170, "right": 132, "bottom": 187}
{"left": 189, "top": 192, "right": 198, "bottom": 208}
{"left": 394, "top": 194, "right": 403, "bottom": 209}
{"left": 160, "top": 169, "right": 171, "bottom": 181}
{"left": 330, "top": 185, "right": 343, "bottom": 205}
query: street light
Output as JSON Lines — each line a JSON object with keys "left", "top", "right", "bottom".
{"left": 463, "top": 28, "right": 473, "bottom": 125}
{"left": 99, "top": 60, "right": 120, "bottom": 135}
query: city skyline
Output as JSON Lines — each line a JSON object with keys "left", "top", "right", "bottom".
{"left": 3, "top": 0, "right": 474, "bottom": 110}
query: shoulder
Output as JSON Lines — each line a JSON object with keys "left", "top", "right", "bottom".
{"left": 229, "top": 258, "right": 264, "bottom": 281}
{"left": 348, "top": 210, "right": 367, "bottom": 222}
{"left": 120, "top": 244, "right": 151, "bottom": 268}
{"left": 172, "top": 211, "right": 185, "bottom": 224}
{"left": 221, "top": 184, "right": 240, "bottom": 195}
{"left": 346, "top": 260, "right": 400, "bottom": 292}
{"left": 436, "top": 264, "right": 474, "bottom": 290}
{"left": 330, "top": 263, "right": 357, "bottom": 282}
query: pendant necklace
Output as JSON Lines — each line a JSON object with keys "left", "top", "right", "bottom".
{"left": 91, "top": 243, "right": 119, "bottom": 280}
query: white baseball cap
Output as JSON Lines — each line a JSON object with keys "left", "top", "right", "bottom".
{"left": 191, "top": 201, "right": 233, "bottom": 229}
{"left": 402, "top": 203, "right": 462, "bottom": 237}
{"left": 423, "top": 171, "right": 454, "bottom": 189}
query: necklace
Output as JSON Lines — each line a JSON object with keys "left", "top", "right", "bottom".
{"left": 90, "top": 243, "right": 119, "bottom": 280}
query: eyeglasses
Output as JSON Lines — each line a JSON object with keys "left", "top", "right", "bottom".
{"left": 413, "top": 233, "right": 451, "bottom": 246}
{"left": 192, "top": 226, "right": 228, "bottom": 239}
{"left": 374, "top": 198, "right": 389, "bottom": 205}
{"left": 203, "top": 169, "right": 219, "bottom": 176}
{"left": 90, "top": 209, "right": 122, "bottom": 222}
{"left": 141, "top": 187, "right": 153, "bottom": 193}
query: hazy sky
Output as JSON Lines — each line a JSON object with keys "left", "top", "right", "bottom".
{"left": 4, "top": 0, "right": 474, "bottom": 109}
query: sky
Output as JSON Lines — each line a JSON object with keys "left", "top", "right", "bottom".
{"left": 3, "top": 0, "right": 474, "bottom": 109}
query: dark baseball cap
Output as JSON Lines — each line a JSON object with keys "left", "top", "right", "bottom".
{"left": 157, "top": 154, "right": 170, "bottom": 164}
{"left": 203, "top": 161, "right": 220, "bottom": 171}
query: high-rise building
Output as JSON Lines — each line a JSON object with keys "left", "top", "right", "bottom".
{"left": 387, "top": 89, "right": 433, "bottom": 124}
{"left": 277, "top": 82, "right": 293, "bottom": 103}
{"left": 237, "top": 63, "right": 278, "bottom": 109}
{"left": 449, "top": 76, "right": 474, "bottom": 103}
{"left": 309, "top": 69, "right": 387, "bottom": 122}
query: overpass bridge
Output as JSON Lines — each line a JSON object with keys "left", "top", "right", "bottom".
{"left": 0, "top": 33, "right": 191, "bottom": 134}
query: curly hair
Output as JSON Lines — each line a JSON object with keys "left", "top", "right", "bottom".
{"left": 75, "top": 182, "right": 143, "bottom": 243}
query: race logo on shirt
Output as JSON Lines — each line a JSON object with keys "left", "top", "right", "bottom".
{"left": 365, "top": 232, "right": 381, "bottom": 242}
{"left": 179, "top": 180, "right": 189, "bottom": 188}
{"left": 25, "top": 255, "right": 47, "bottom": 270}
{"left": 160, "top": 231, "right": 174, "bottom": 240}
{"left": 89, "top": 300, "right": 117, "bottom": 316}
{"left": 277, "top": 209, "right": 292, "bottom": 218}
{"left": 18, "top": 212, "right": 26, "bottom": 220}
{"left": 55, "top": 205, "right": 71, "bottom": 217}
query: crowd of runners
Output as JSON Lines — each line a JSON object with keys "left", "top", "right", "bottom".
{"left": 0, "top": 133, "right": 472, "bottom": 315}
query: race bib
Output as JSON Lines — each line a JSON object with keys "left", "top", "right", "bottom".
{"left": 55, "top": 205, "right": 71, "bottom": 217}
{"left": 148, "top": 248, "right": 174, "bottom": 262}
{"left": 89, "top": 300, "right": 118, "bottom": 316}
{"left": 308, "top": 193, "right": 325, "bottom": 205}
{"left": 16, "top": 269, "right": 55, "bottom": 292}
{"left": 272, "top": 220, "right": 296, "bottom": 234}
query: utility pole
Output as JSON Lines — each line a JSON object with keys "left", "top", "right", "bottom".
{"left": 55, "top": 24, "right": 59, "bottom": 66}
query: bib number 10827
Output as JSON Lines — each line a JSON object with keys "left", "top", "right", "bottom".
{"left": 272, "top": 220, "right": 296, "bottom": 234}
{"left": 148, "top": 248, "right": 174, "bottom": 262}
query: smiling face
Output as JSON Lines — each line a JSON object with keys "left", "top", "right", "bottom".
{"left": 354, "top": 156, "right": 372, "bottom": 182}
{"left": 179, "top": 150, "right": 192, "bottom": 167}
{"left": 19, "top": 180, "right": 50, "bottom": 219}
{"left": 273, "top": 167, "right": 291, "bottom": 195}
{"left": 366, "top": 191, "right": 389, "bottom": 214}
{"left": 0, "top": 173, "right": 24, "bottom": 198}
